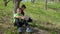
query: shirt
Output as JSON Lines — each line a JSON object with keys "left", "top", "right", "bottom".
{"left": 13, "top": 13, "right": 23, "bottom": 22}
{"left": 21, "top": 10, "right": 24, "bottom": 16}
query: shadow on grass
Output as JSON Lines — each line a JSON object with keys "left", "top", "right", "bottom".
{"left": 29, "top": 20, "right": 60, "bottom": 34}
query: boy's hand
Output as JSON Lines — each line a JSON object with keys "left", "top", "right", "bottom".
{"left": 24, "top": 15, "right": 30, "bottom": 20}
{"left": 21, "top": 16, "right": 26, "bottom": 19}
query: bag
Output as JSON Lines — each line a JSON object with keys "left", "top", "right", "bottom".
{"left": 25, "top": 15, "right": 32, "bottom": 22}
{"left": 28, "top": 17, "right": 32, "bottom": 22}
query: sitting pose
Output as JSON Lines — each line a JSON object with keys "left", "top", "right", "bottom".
{"left": 13, "top": 8, "right": 32, "bottom": 33}
{"left": 21, "top": 5, "right": 32, "bottom": 22}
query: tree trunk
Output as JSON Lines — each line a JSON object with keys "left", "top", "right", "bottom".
{"left": 54, "top": 0, "right": 59, "bottom": 3}
{"left": 58, "top": 0, "right": 60, "bottom": 3}
{"left": 51, "top": 0, "right": 54, "bottom": 1}
{"left": 3, "top": 0, "right": 7, "bottom": 6}
{"left": 31, "top": 0, "right": 35, "bottom": 3}
{"left": 44, "top": 0, "right": 47, "bottom": 10}
{"left": 12, "top": 0, "right": 21, "bottom": 13}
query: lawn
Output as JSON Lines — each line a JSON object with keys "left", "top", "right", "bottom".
{"left": 0, "top": 0, "right": 60, "bottom": 34}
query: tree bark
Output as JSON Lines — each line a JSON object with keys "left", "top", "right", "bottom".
{"left": 44, "top": 0, "right": 47, "bottom": 10}
{"left": 12, "top": 0, "right": 21, "bottom": 13}
{"left": 31, "top": 0, "right": 35, "bottom": 3}
{"left": 54, "top": 0, "right": 59, "bottom": 3}
{"left": 59, "top": 0, "right": 60, "bottom": 3}
{"left": 3, "top": 0, "right": 7, "bottom": 6}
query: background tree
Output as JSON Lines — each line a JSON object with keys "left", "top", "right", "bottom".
{"left": 51, "top": 0, "right": 54, "bottom": 1}
{"left": 31, "top": 0, "right": 35, "bottom": 3}
{"left": 12, "top": 0, "right": 22, "bottom": 13}
{"left": 3, "top": 0, "right": 7, "bottom": 6}
{"left": 54, "top": 0, "right": 59, "bottom": 3}
{"left": 44, "top": 0, "right": 47, "bottom": 10}
{"left": 3, "top": 0, "right": 11, "bottom": 6}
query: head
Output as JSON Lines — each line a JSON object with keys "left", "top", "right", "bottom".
{"left": 21, "top": 5, "right": 26, "bottom": 11}
{"left": 17, "top": 8, "right": 21, "bottom": 14}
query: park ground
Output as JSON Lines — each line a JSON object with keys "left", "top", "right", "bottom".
{"left": 0, "top": 0, "right": 60, "bottom": 34}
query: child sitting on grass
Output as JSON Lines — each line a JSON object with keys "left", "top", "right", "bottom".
{"left": 13, "top": 8, "right": 32, "bottom": 33}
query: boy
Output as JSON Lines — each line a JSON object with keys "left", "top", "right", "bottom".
{"left": 21, "top": 5, "right": 32, "bottom": 22}
{"left": 13, "top": 8, "right": 32, "bottom": 33}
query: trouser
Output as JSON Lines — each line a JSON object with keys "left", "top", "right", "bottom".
{"left": 14, "top": 18, "right": 29, "bottom": 28}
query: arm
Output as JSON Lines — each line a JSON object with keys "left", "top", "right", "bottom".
{"left": 14, "top": 16, "right": 25, "bottom": 19}
{"left": 14, "top": 14, "right": 26, "bottom": 19}
{"left": 14, "top": 16, "right": 21, "bottom": 18}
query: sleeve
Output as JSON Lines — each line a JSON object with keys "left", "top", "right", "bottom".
{"left": 14, "top": 14, "right": 18, "bottom": 17}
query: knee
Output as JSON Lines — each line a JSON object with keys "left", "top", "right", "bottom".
{"left": 15, "top": 18, "right": 19, "bottom": 22}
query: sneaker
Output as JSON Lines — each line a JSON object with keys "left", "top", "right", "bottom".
{"left": 26, "top": 28, "right": 32, "bottom": 32}
{"left": 18, "top": 27, "right": 22, "bottom": 32}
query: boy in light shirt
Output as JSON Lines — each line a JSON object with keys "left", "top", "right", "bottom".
{"left": 13, "top": 8, "right": 32, "bottom": 33}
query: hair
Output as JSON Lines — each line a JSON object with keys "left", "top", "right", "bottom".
{"left": 17, "top": 8, "right": 21, "bottom": 12}
{"left": 21, "top": 5, "right": 26, "bottom": 8}
{"left": 17, "top": 8, "right": 21, "bottom": 10}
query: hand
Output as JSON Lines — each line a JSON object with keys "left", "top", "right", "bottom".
{"left": 21, "top": 16, "right": 26, "bottom": 19}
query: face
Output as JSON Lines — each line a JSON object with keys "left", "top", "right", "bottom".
{"left": 21, "top": 7, "right": 25, "bottom": 11}
{"left": 17, "top": 9, "right": 21, "bottom": 14}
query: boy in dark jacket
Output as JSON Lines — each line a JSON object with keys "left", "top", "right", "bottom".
{"left": 21, "top": 5, "right": 32, "bottom": 22}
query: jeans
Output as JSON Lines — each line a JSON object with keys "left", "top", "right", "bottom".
{"left": 14, "top": 18, "right": 29, "bottom": 28}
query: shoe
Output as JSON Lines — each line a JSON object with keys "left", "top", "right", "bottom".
{"left": 18, "top": 27, "right": 22, "bottom": 32}
{"left": 26, "top": 28, "right": 32, "bottom": 32}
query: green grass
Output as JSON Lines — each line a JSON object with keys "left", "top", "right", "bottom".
{"left": 0, "top": 0, "right": 60, "bottom": 34}
{"left": 47, "top": 3, "right": 60, "bottom": 9}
